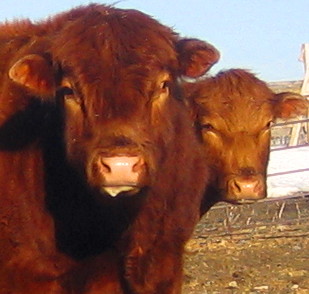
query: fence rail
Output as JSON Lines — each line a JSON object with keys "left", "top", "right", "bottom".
{"left": 270, "top": 144, "right": 308, "bottom": 152}
{"left": 272, "top": 118, "right": 309, "bottom": 127}
{"left": 268, "top": 167, "right": 309, "bottom": 177}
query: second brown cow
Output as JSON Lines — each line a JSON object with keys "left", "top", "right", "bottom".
{"left": 185, "top": 69, "right": 308, "bottom": 214}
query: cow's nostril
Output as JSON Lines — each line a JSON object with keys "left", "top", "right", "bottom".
{"left": 233, "top": 178, "right": 259, "bottom": 194}
{"left": 232, "top": 180, "right": 242, "bottom": 193}
{"left": 100, "top": 159, "right": 112, "bottom": 173}
{"left": 132, "top": 157, "right": 145, "bottom": 173}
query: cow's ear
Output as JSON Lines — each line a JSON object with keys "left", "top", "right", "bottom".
{"left": 176, "top": 38, "right": 220, "bottom": 78}
{"left": 9, "top": 54, "right": 55, "bottom": 96}
{"left": 274, "top": 92, "right": 309, "bottom": 119}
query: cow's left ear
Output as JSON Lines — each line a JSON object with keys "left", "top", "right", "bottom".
{"left": 176, "top": 38, "right": 220, "bottom": 78}
{"left": 273, "top": 92, "right": 309, "bottom": 119}
{"left": 9, "top": 54, "right": 55, "bottom": 97}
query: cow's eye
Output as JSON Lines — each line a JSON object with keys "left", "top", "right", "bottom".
{"left": 61, "top": 86, "right": 83, "bottom": 107}
{"left": 62, "top": 86, "right": 74, "bottom": 96}
{"left": 62, "top": 86, "right": 81, "bottom": 102}
{"left": 200, "top": 123, "right": 215, "bottom": 131}
{"left": 260, "top": 120, "right": 273, "bottom": 136}
{"left": 159, "top": 80, "right": 169, "bottom": 95}
{"left": 152, "top": 80, "right": 170, "bottom": 103}
{"left": 62, "top": 86, "right": 73, "bottom": 95}
{"left": 160, "top": 81, "right": 169, "bottom": 90}
{"left": 265, "top": 120, "right": 273, "bottom": 129}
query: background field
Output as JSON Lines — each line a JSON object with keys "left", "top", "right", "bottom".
{"left": 183, "top": 195, "right": 309, "bottom": 293}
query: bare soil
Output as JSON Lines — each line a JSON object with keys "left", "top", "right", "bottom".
{"left": 183, "top": 194, "right": 309, "bottom": 294}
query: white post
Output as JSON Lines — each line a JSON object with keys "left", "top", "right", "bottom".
{"left": 290, "top": 44, "right": 309, "bottom": 146}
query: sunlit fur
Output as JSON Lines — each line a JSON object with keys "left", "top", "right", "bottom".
{"left": 185, "top": 69, "right": 308, "bottom": 214}
{"left": 0, "top": 4, "right": 212, "bottom": 293}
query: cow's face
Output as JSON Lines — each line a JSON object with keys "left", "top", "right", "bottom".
{"left": 7, "top": 9, "right": 219, "bottom": 198}
{"left": 59, "top": 69, "right": 176, "bottom": 198}
{"left": 186, "top": 69, "right": 308, "bottom": 204}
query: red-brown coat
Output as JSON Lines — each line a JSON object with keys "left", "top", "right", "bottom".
{"left": 0, "top": 4, "right": 219, "bottom": 294}
{"left": 185, "top": 69, "right": 308, "bottom": 214}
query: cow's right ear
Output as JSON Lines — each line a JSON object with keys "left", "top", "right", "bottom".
{"left": 176, "top": 38, "right": 220, "bottom": 78}
{"left": 9, "top": 54, "right": 55, "bottom": 97}
{"left": 273, "top": 92, "right": 309, "bottom": 119}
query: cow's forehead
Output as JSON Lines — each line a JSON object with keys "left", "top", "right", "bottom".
{"left": 197, "top": 70, "right": 273, "bottom": 112}
{"left": 200, "top": 99, "right": 272, "bottom": 125}
{"left": 50, "top": 8, "right": 182, "bottom": 119}
{"left": 196, "top": 77, "right": 274, "bottom": 132}
{"left": 197, "top": 83, "right": 272, "bottom": 109}
{"left": 52, "top": 7, "right": 178, "bottom": 76}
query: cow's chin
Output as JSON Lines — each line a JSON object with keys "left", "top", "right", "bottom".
{"left": 100, "top": 186, "right": 142, "bottom": 197}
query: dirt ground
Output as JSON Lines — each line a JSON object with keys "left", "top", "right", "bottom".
{"left": 182, "top": 194, "right": 309, "bottom": 294}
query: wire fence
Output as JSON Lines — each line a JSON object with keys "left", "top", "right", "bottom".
{"left": 195, "top": 193, "right": 309, "bottom": 241}
{"left": 270, "top": 118, "right": 309, "bottom": 147}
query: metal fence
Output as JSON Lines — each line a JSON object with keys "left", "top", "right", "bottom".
{"left": 270, "top": 118, "right": 309, "bottom": 147}
{"left": 196, "top": 194, "right": 309, "bottom": 240}
{"left": 269, "top": 118, "right": 309, "bottom": 178}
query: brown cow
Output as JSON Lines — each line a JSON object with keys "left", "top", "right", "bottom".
{"left": 184, "top": 69, "right": 308, "bottom": 214}
{"left": 0, "top": 4, "right": 219, "bottom": 294}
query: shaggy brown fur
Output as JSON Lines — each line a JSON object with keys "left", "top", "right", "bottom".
{"left": 185, "top": 69, "right": 308, "bottom": 214}
{"left": 0, "top": 4, "right": 219, "bottom": 294}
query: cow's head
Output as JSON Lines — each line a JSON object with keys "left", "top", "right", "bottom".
{"left": 7, "top": 5, "right": 219, "bottom": 199}
{"left": 185, "top": 69, "right": 308, "bottom": 206}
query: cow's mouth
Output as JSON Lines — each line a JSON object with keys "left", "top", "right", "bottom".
{"left": 227, "top": 198, "right": 259, "bottom": 205}
{"left": 101, "top": 185, "right": 141, "bottom": 197}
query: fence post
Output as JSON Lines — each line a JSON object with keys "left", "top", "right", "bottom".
{"left": 299, "top": 44, "right": 309, "bottom": 144}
